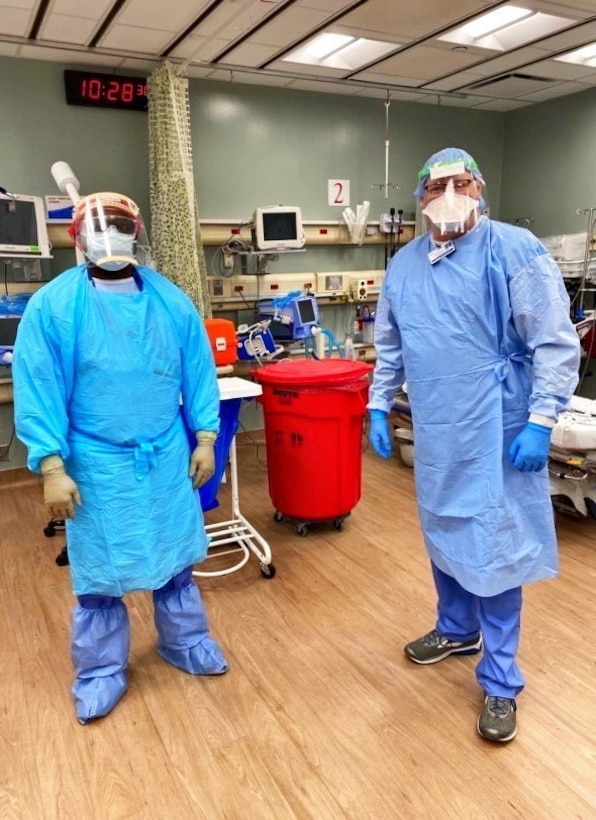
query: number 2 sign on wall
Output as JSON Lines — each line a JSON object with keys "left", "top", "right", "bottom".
{"left": 328, "top": 180, "right": 350, "bottom": 207}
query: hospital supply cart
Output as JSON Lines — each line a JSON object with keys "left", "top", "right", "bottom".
{"left": 253, "top": 359, "right": 373, "bottom": 536}
{"left": 193, "top": 376, "right": 275, "bottom": 578}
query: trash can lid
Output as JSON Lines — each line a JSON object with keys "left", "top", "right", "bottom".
{"left": 252, "top": 358, "right": 373, "bottom": 386}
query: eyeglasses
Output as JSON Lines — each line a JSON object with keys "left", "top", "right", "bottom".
{"left": 87, "top": 214, "right": 137, "bottom": 235}
{"left": 424, "top": 179, "right": 475, "bottom": 197}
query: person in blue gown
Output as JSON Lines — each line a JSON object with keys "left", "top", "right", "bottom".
{"left": 13, "top": 191, "right": 228, "bottom": 724}
{"left": 368, "top": 148, "right": 580, "bottom": 743}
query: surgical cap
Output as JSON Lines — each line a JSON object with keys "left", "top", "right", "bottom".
{"left": 413, "top": 147, "right": 484, "bottom": 199}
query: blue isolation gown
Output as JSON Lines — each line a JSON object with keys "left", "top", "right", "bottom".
{"left": 369, "top": 218, "right": 580, "bottom": 597}
{"left": 13, "top": 265, "right": 220, "bottom": 597}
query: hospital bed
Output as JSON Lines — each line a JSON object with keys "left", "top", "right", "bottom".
{"left": 391, "top": 390, "right": 596, "bottom": 520}
{"left": 548, "top": 394, "right": 596, "bottom": 518}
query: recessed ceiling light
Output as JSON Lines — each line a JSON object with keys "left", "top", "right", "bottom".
{"left": 304, "top": 33, "right": 354, "bottom": 61}
{"left": 555, "top": 42, "right": 596, "bottom": 67}
{"left": 283, "top": 33, "right": 397, "bottom": 70}
{"left": 438, "top": 7, "right": 574, "bottom": 52}
{"left": 460, "top": 5, "right": 534, "bottom": 39}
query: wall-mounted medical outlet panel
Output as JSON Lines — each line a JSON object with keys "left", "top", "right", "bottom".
{"left": 315, "top": 272, "right": 350, "bottom": 297}
{"left": 349, "top": 270, "right": 385, "bottom": 300}
{"left": 207, "top": 276, "right": 237, "bottom": 300}
{"left": 258, "top": 273, "right": 317, "bottom": 297}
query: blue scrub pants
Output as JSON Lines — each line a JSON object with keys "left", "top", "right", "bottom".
{"left": 432, "top": 562, "right": 525, "bottom": 698}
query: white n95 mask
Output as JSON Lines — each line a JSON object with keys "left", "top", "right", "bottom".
{"left": 422, "top": 190, "right": 478, "bottom": 235}
{"left": 85, "top": 226, "right": 136, "bottom": 272}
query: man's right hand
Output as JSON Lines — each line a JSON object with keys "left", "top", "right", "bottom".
{"left": 40, "top": 455, "right": 81, "bottom": 519}
{"left": 369, "top": 410, "right": 393, "bottom": 459}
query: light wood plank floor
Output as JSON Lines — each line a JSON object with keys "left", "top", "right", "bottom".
{"left": 1, "top": 442, "right": 595, "bottom": 820}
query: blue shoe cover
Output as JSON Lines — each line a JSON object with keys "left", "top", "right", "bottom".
{"left": 153, "top": 582, "right": 228, "bottom": 675}
{"left": 71, "top": 600, "right": 130, "bottom": 724}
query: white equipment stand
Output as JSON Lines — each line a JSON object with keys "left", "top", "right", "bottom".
{"left": 193, "top": 376, "right": 276, "bottom": 579}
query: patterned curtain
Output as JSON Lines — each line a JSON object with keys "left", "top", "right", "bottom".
{"left": 147, "top": 61, "right": 211, "bottom": 318}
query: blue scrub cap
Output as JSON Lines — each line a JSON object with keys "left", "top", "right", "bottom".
{"left": 413, "top": 147, "right": 484, "bottom": 199}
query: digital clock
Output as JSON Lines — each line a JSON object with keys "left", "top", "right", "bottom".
{"left": 64, "top": 70, "right": 148, "bottom": 111}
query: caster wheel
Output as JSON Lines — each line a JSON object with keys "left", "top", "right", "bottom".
{"left": 273, "top": 511, "right": 285, "bottom": 523}
{"left": 294, "top": 523, "right": 309, "bottom": 537}
{"left": 260, "top": 563, "right": 276, "bottom": 579}
{"left": 44, "top": 526, "right": 56, "bottom": 537}
{"left": 333, "top": 519, "right": 344, "bottom": 531}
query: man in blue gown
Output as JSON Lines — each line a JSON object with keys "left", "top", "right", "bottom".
{"left": 368, "top": 148, "right": 580, "bottom": 742}
{"left": 13, "top": 192, "right": 228, "bottom": 724}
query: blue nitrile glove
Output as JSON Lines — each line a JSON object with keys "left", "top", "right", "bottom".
{"left": 369, "top": 409, "right": 393, "bottom": 459}
{"left": 508, "top": 422, "right": 552, "bottom": 472}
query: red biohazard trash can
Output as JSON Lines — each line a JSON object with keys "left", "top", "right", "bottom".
{"left": 253, "top": 359, "right": 373, "bottom": 536}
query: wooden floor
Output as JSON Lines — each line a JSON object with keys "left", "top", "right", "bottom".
{"left": 1, "top": 442, "right": 595, "bottom": 820}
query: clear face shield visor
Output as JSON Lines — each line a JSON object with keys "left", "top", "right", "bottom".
{"left": 72, "top": 193, "right": 150, "bottom": 271}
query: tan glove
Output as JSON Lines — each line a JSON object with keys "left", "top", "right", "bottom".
{"left": 189, "top": 431, "right": 217, "bottom": 489}
{"left": 40, "top": 455, "right": 82, "bottom": 520}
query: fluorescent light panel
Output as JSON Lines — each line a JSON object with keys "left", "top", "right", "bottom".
{"left": 555, "top": 42, "right": 596, "bottom": 67}
{"left": 283, "top": 33, "right": 397, "bottom": 70}
{"left": 438, "top": 7, "right": 574, "bottom": 52}
{"left": 461, "top": 5, "right": 534, "bottom": 39}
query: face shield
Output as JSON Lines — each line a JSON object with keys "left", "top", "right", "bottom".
{"left": 70, "top": 192, "right": 149, "bottom": 272}
{"left": 413, "top": 151, "right": 487, "bottom": 239}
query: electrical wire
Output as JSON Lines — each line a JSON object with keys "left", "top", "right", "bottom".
{"left": 236, "top": 419, "right": 268, "bottom": 468}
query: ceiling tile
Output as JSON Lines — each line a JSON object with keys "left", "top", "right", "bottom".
{"left": 355, "top": 44, "right": 486, "bottom": 84}
{"left": 219, "top": 41, "right": 282, "bottom": 68}
{"left": 99, "top": 24, "right": 176, "bottom": 54}
{"left": 423, "top": 71, "right": 489, "bottom": 91}
{"left": 335, "top": 0, "right": 494, "bottom": 41}
{"left": 471, "top": 98, "right": 531, "bottom": 110}
{"left": 49, "top": 0, "right": 113, "bottom": 15}
{"left": 517, "top": 79, "right": 595, "bottom": 100}
{"left": 39, "top": 14, "right": 97, "bottom": 44}
{"left": 194, "top": 0, "right": 284, "bottom": 40}
{"left": 117, "top": 0, "right": 213, "bottom": 32}
{"left": 523, "top": 58, "right": 596, "bottom": 80}
{"left": 451, "top": 46, "right": 550, "bottom": 79}
{"left": 535, "top": 1, "right": 596, "bottom": 15}
{"left": 170, "top": 36, "right": 232, "bottom": 63}
{"left": 0, "top": 6, "right": 33, "bottom": 37}
{"left": 532, "top": 19, "right": 596, "bottom": 51}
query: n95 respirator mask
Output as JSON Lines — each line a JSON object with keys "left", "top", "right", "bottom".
{"left": 422, "top": 190, "right": 479, "bottom": 235}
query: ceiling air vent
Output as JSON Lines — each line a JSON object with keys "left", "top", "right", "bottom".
{"left": 467, "top": 73, "right": 555, "bottom": 97}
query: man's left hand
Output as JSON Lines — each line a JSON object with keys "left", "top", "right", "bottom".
{"left": 189, "top": 442, "right": 215, "bottom": 488}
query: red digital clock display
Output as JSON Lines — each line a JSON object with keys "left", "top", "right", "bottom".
{"left": 64, "top": 70, "right": 148, "bottom": 111}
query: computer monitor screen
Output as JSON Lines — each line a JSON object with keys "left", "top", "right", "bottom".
{"left": 0, "top": 194, "right": 51, "bottom": 257}
{"left": 252, "top": 206, "right": 305, "bottom": 251}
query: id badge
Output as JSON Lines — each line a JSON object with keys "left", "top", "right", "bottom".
{"left": 428, "top": 241, "right": 455, "bottom": 264}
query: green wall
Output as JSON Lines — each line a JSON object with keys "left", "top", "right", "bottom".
{"left": 0, "top": 56, "right": 506, "bottom": 277}
{"left": 501, "top": 86, "right": 596, "bottom": 237}
{"left": 189, "top": 82, "right": 505, "bottom": 220}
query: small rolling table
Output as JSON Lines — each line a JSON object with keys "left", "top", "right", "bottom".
{"left": 193, "top": 376, "right": 275, "bottom": 579}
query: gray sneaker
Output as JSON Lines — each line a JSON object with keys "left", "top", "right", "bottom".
{"left": 404, "top": 629, "right": 483, "bottom": 664}
{"left": 477, "top": 696, "right": 517, "bottom": 742}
